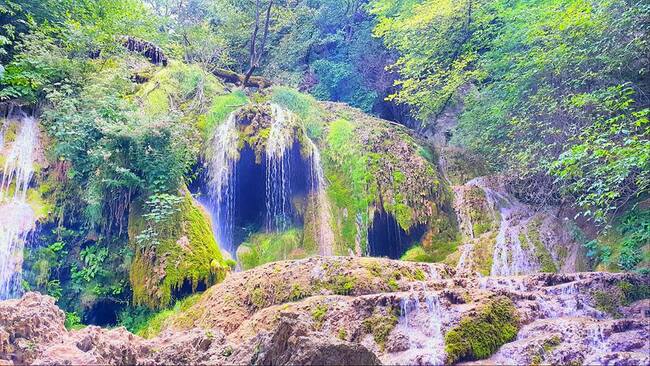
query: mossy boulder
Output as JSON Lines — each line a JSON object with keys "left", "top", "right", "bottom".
{"left": 317, "top": 103, "right": 457, "bottom": 256}
{"left": 444, "top": 296, "right": 519, "bottom": 364}
{"left": 129, "top": 190, "right": 230, "bottom": 309}
{"left": 136, "top": 61, "right": 231, "bottom": 138}
{"left": 237, "top": 229, "right": 315, "bottom": 270}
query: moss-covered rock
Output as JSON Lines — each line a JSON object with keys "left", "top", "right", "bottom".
{"left": 136, "top": 61, "right": 232, "bottom": 139}
{"left": 129, "top": 190, "right": 230, "bottom": 309}
{"left": 318, "top": 103, "right": 457, "bottom": 256}
{"left": 527, "top": 219, "right": 558, "bottom": 273}
{"left": 362, "top": 308, "right": 399, "bottom": 350}
{"left": 444, "top": 296, "right": 519, "bottom": 364}
{"left": 237, "top": 229, "right": 315, "bottom": 270}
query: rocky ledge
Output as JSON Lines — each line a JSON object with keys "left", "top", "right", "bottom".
{"left": 1, "top": 257, "right": 648, "bottom": 365}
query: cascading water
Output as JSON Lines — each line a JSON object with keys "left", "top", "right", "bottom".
{"left": 466, "top": 178, "right": 536, "bottom": 276}
{"left": 307, "top": 139, "right": 334, "bottom": 256}
{"left": 203, "top": 103, "right": 335, "bottom": 257}
{"left": 205, "top": 110, "right": 240, "bottom": 254}
{"left": 389, "top": 292, "right": 446, "bottom": 365}
{"left": 0, "top": 114, "right": 37, "bottom": 299}
{"left": 455, "top": 244, "right": 474, "bottom": 272}
{"left": 265, "top": 104, "right": 295, "bottom": 231}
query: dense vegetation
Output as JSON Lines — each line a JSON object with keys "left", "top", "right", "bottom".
{"left": 1, "top": 0, "right": 647, "bottom": 333}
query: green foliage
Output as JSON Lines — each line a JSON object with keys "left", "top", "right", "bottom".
{"left": 72, "top": 246, "right": 109, "bottom": 283}
{"left": 371, "top": 0, "right": 648, "bottom": 223}
{"left": 582, "top": 208, "right": 650, "bottom": 271}
{"left": 311, "top": 59, "right": 378, "bottom": 113}
{"left": 593, "top": 280, "right": 650, "bottom": 317}
{"left": 551, "top": 88, "right": 649, "bottom": 222}
{"left": 64, "top": 311, "right": 84, "bottom": 330}
{"left": 42, "top": 63, "right": 198, "bottom": 231}
{"left": 371, "top": 0, "right": 493, "bottom": 121}
{"left": 444, "top": 296, "right": 519, "bottom": 364}
{"left": 135, "top": 294, "right": 202, "bottom": 338}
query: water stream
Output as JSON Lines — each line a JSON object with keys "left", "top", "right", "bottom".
{"left": 0, "top": 114, "right": 37, "bottom": 299}
{"left": 389, "top": 292, "right": 445, "bottom": 365}
{"left": 466, "top": 177, "right": 536, "bottom": 276}
{"left": 307, "top": 139, "right": 334, "bottom": 256}
{"left": 205, "top": 110, "right": 240, "bottom": 254}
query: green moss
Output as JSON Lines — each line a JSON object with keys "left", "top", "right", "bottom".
{"left": 531, "top": 334, "right": 562, "bottom": 364}
{"left": 136, "top": 293, "right": 202, "bottom": 338}
{"left": 543, "top": 335, "right": 561, "bottom": 351}
{"left": 401, "top": 245, "right": 436, "bottom": 262}
{"left": 311, "top": 303, "right": 328, "bottom": 330}
{"left": 289, "top": 284, "right": 308, "bottom": 302}
{"left": 250, "top": 287, "right": 267, "bottom": 309}
{"left": 270, "top": 86, "right": 325, "bottom": 139}
{"left": 27, "top": 187, "right": 54, "bottom": 220}
{"left": 237, "top": 229, "right": 308, "bottom": 270}
{"left": 474, "top": 232, "right": 497, "bottom": 275}
{"left": 413, "top": 268, "right": 426, "bottom": 281}
{"left": 518, "top": 233, "right": 529, "bottom": 250}
{"left": 420, "top": 232, "right": 463, "bottom": 263}
{"left": 387, "top": 277, "right": 399, "bottom": 291}
{"left": 444, "top": 296, "right": 519, "bottom": 364}
{"left": 129, "top": 190, "right": 228, "bottom": 309}
{"left": 137, "top": 61, "right": 226, "bottom": 134}
{"left": 338, "top": 327, "right": 348, "bottom": 340}
{"left": 328, "top": 274, "right": 356, "bottom": 295}
{"left": 362, "top": 309, "right": 399, "bottom": 350}
{"left": 200, "top": 90, "right": 248, "bottom": 137}
{"left": 594, "top": 280, "right": 650, "bottom": 317}
{"left": 618, "top": 280, "right": 650, "bottom": 304}
{"left": 527, "top": 220, "right": 557, "bottom": 273}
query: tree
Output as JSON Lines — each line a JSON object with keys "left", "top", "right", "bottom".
{"left": 243, "top": 0, "right": 274, "bottom": 85}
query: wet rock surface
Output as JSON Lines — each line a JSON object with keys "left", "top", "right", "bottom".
{"left": 1, "top": 257, "right": 648, "bottom": 365}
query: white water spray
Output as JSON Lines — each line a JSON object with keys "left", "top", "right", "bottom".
{"left": 455, "top": 244, "right": 474, "bottom": 273}
{"left": 307, "top": 138, "right": 334, "bottom": 256}
{"left": 265, "top": 104, "right": 295, "bottom": 231}
{"left": 0, "top": 114, "right": 37, "bottom": 299}
{"left": 389, "top": 292, "right": 446, "bottom": 365}
{"left": 206, "top": 111, "right": 240, "bottom": 254}
{"left": 466, "top": 178, "right": 536, "bottom": 276}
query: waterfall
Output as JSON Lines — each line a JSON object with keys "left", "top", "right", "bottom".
{"left": 307, "top": 139, "right": 334, "bottom": 256}
{"left": 0, "top": 114, "right": 37, "bottom": 299}
{"left": 265, "top": 104, "right": 294, "bottom": 231}
{"left": 392, "top": 293, "right": 446, "bottom": 365}
{"left": 466, "top": 178, "right": 535, "bottom": 276}
{"left": 204, "top": 103, "right": 335, "bottom": 257}
{"left": 455, "top": 244, "right": 474, "bottom": 272}
{"left": 206, "top": 110, "right": 240, "bottom": 254}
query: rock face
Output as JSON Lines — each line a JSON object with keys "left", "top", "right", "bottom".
{"left": 1, "top": 257, "right": 648, "bottom": 365}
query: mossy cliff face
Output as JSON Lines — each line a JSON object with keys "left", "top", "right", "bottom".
{"left": 316, "top": 103, "right": 457, "bottom": 256}
{"left": 128, "top": 190, "right": 229, "bottom": 309}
